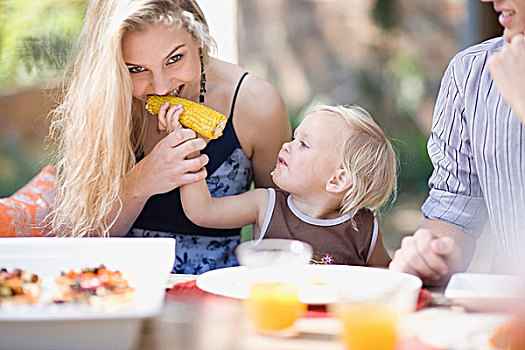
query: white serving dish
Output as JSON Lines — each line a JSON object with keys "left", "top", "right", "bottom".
{"left": 197, "top": 265, "right": 422, "bottom": 312}
{"left": 0, "top": 237, "right": 175, "bottom": 350}
{"left": 444, "top": 272, "right": 525, "bottom": 312}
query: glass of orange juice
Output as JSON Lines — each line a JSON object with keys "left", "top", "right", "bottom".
{"left": 333, "top": 289, "right": 399, "bottom": 350}
{"left": 243, "top": 280, "right": 306, "bottom": 332}
{"left": 235, "top": 239, "right": 313, "bottom": 333}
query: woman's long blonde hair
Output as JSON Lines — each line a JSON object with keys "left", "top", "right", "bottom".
{"left": 48, "top": 0, "right": 216, "bottom": 237}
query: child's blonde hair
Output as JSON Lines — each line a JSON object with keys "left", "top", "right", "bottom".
{"left": 310, "top": 104, "right": 397, "bottom": 215}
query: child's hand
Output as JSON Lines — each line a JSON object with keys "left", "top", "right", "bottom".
{"left": 157, "top": 102, "right": 184, "bottom": 134}
{"left": 157, "top": 102, "right": 211, "bottom": 144}
{"left": 158, "top": 102, "right": 211, "bottom": 160}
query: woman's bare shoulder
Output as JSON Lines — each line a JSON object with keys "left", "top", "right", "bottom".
{"left": 210, "top": 60, "right": 286, "bottom": 118}
{"left": 236, "top": 74, "right": 287, "bottom": 123}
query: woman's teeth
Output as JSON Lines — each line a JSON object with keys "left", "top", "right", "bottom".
{"left": 501, "top": 10, "right": 515, "bottom": 17}
{"left": 169, "top": 88, "right": 181, "bottom": 97}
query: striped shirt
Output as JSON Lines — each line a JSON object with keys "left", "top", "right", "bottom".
{"left": 421, "top": 37, "right": 525, "bottom": 271}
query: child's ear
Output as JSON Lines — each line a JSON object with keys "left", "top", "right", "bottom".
{"left": 326, "top": 168, "right": 352, "bottom": 194}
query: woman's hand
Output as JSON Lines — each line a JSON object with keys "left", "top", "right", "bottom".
{"left": 134, "top": 129, "right": 208, "bottom": 196}
{"left": 131, "top": 101, "right": 209, "bottom": 197}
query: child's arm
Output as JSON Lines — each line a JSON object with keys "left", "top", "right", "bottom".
{"left": 366, "top": 228, "right": 391, "bottom": 267}
{"left": 161, "top": 104, "right": 269, "bottom": 230}
{"left": 180, "top": 180, "right": 269, "bottom": 230}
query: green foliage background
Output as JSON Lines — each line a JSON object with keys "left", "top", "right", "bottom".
{"left": 0, "top": 0, "right": 86, "bottom": 196}
{"left": 0, "top": 0, "right": 86, "bottom": 91}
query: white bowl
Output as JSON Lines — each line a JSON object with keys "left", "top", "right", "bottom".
{"left": 0, "top": 237, "right": 175, "bottom": 350}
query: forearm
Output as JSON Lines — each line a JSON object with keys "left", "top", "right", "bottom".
{"left": 179, "top": 180, "right": 214, "bottom": 227}
{"left": 181, "top": 183, "right": 264, "bottom": 229}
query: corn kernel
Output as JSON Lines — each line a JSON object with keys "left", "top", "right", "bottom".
{"left": 145, "top": 96, "right": 227, "bottom": 139}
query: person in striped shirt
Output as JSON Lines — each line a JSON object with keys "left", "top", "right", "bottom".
{"left": 390, "top": 0, "right": 525, "bottom": 286}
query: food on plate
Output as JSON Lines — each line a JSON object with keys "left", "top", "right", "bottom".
{"left": 145, "top": 95, "right": 227, "bottom": 139}
{"left": 0, "top": 268, "right": 41, "bottom": 304}
{"left": 54, "top": 264, "right": 134, "bottom": 304}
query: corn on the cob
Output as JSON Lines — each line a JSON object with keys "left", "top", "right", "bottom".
{"left": 145, "top": 96, "right": 227, "bottom": 139}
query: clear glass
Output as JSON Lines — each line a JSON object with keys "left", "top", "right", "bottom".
{"left": 235, "top": 239, "right": 313, "bottom": 333}
{"left": 235, "top": 239, "right": 313, "bottom": 268}
{"left": 333, "top": 290, "right": 400, "bottom": 350}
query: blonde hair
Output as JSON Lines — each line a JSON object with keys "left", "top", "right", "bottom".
{"left": 310, "top": 105, "right": 397, "bottom": 216}
{"left": 48, "top": 0, "right": 216, "bottom": 237}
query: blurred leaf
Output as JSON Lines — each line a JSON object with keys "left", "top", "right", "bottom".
{"left": 0, "top": 0, "right": 86, "bottom": 91}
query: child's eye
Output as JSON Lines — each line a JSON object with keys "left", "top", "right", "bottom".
{"left": 167, "top": 54, "right": 183, "bottom": 64}
{"left": 300, "top": 140, "right": 309, "bottom": 149}
{"left": 129, "top": 66, "right": 147, "bottom": 74}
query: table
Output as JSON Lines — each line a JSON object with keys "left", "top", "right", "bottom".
{"left": 134, "top": 274, "right": 448, "bottom": 350}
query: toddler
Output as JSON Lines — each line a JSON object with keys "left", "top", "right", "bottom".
{"left": 180, "top": 104, "right": 397, "bottom": 266}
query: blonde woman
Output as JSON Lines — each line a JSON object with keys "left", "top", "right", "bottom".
{"left": 48, "top": 0, "right": 291, "bottom": 274}
{"left": 179, "top": 105, "right": 396, "bottom": 266}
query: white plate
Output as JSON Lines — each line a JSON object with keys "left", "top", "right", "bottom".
{"left": 416, "top": 313, "right": 510, "bottom": 350}
{"left": 0, "top": 237, "right": 175, "bottom": 350}
{"left": 197, "top": 265, "right": 422, "bottom": 311}
{"left": 445, "top": 273, "right": 525, "bottom": 311}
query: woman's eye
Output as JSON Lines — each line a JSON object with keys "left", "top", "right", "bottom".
{"left": 167, "top": 54, "right": 183, "bottom": 64}
{"left": 129, "top": 66, "right": 146, "bottom": 74}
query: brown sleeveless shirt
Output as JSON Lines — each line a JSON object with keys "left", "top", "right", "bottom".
{"left": 258, "top": 189, "right": 377, "bottom": 266}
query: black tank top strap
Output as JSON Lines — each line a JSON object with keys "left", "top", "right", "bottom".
{"left": 229, "top": 72, "right": 249, "bottom": 119}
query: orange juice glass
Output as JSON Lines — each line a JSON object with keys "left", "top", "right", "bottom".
{"left": 243, "top": 281, "right": 306, "bottom": 331}
{"left": 338, "top": 302, "right": 398, "bottom": 350}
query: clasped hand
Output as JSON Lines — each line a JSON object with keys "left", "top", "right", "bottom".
{"left": 134, "top": 102, "right": 209, "bottom": 196}
{"left": 389, "top": 224, "right": 465, "bottom": 286}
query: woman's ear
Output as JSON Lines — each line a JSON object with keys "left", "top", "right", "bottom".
{"left": 326, "top": 168, "right": 352, "bottom": 194}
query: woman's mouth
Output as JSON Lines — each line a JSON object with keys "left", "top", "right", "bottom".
{"left": 169, "top": 85, "right": 184, "bottom": 97}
